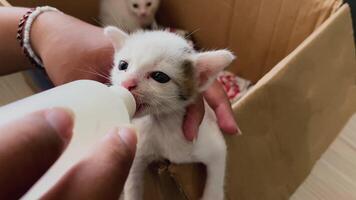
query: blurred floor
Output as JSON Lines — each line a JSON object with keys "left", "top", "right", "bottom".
{"left": 291, "top": 114, "right": 356, "bottom": 200}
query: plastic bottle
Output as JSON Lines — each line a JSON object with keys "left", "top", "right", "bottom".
{"left": 0, "top": 80, "right": 136, "bottom": 199}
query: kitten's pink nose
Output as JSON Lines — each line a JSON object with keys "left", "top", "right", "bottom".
{"left": 140, "top": 12, "right": 148, "bottom": 17}
{"left": 122, "top": 79, "right": 138, "bottom": 91}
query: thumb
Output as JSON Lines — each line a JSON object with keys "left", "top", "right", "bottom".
{"left": 0, "top": 108, "right": 73, "bottom": 200}
{"left": 43, "top": 127, "right": 137, "bottom": 200}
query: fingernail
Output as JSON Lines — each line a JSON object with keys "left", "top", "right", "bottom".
{"left": 229, "top": 118, "right": 242, "bottom": 135}
{"left": 230, "top": 124, "right": 242, "bottom": 135}
{"left": 117, "top": 127, "right": 137, "bottom": 153}
{"left": 45, "top": 108, "right": 74, "bottom": 145}
{"left": 183, "top": 121, "right": 195, "bottom": 142}
{"left": 192, "top": 126, "right": 199, "bottom": 140}
{"left": 236, "top": 126, "right": 242, "bottom": 135}
{"left": 186, "top": 126, "right": 198, "bottom": 142}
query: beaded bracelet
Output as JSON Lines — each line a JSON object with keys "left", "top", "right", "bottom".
{"left": 17, "top": 6, "right": 61, "bottom": 69}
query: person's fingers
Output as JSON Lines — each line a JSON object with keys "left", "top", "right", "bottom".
{"left": 204, "top": 80, "right": 241, "bottom": 135}
{"left": 0, "top": 108, "right": 73, "bottom": 199}
{"left": 42, "top": 127, "right": 137, "bottom": 200}
{"left": 183, "top": 95, "right": 205, "bottom": 141}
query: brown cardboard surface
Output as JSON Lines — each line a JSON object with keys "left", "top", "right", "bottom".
{"left": 157, "top": 0, "right": 235, "bottom": 49}
{"left": 228, "top": 0, "right": 343, "bottom": 82}
{"left": 231, "top": 4, "right": 356, "bottom": 199}
{"left": 158, "top": 0, "right": 342, "bottom": 83}
{"left": 0, "top": 73, "right": 36, "bottom": 106}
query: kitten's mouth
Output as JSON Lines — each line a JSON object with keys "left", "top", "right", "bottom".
{"left": 136, "top": 103, "right": 148, "bottom": 114}
{"left": 131, "top": 93, "right": 149, "bottom": 116}
{"left": 138, "top": 16, "right": 150, "bottom": 24}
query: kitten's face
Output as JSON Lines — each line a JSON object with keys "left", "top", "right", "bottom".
{"left": 126, "top": 0, "right": 159, "bottom": 25}
{"left": 110, "top": 31, "right": 196, "bottom": 117}
{"left": 105, "top": 27, "right": 235, "bottom": 117}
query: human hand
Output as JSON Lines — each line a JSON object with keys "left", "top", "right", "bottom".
{"left": 31, "top": 12, "right": 114, "bottom": 85}
{"left": 0, "top": 108, "right": 136, "bottom": 199}
{"left": 183, "top": 80, "right": 240, "bottom": 141}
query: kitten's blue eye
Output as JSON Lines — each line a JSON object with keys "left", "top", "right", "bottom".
{"left": 133, "top": 3, "right": 139, "bottom": 8}
{"left": 118, "top": 60, "right": 128, "bottom": 71}
{"left": 146, "top": 2, "right": 152, "bottom": 7}
{"left": 150, "top": 71, "right": 171, "bottom": 83}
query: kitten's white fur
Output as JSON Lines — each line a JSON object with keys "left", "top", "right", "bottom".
{"left": 105, "top": 26, "right": 235, "bottom": 200}
{"left": 100, "top": 0, "right": 159, "bottom": 32}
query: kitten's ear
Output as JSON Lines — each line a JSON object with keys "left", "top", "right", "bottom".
{"left": 104, "top": 26, "right": 129, "bottom": 50}
{"left": 193, "top": 50, "right": 235, "bottom": 91}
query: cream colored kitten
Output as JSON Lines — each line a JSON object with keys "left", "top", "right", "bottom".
{"left": 105, "top": 26, "right": 235, "bottom": 200}
{"left": 100, "top": 0, "right": 159, "bottom": 32}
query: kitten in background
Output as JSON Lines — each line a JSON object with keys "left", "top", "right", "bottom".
{"left": 105, "top": 26, "right": 235, "bottom": 200}
{"left": 100, "top": 0, "right": 160, "bottom": 33}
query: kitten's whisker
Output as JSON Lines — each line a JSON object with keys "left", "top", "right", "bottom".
{"left": 92, "top": 17, "right": 107, "bottom": 27}
{"left": 108, "top": 7, "right": 130, "bottom": 32}
{"left": 185, "top": 28, "right": 200, "bottom": 39}
{"left": 74, "top": 67, "right": 111, "bottom": 82}
{"left": 108, "top": 7, "right": 120, "bottom": 26}
{"left": 87, "top": 65, "right": 112, "bottom": 79}
{"left": 86, "top": 65, "right": 112, "bottom": 80}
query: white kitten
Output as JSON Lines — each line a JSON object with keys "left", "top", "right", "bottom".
{"left": 100, "top": 0, "right": 160, "bottom": 32}
{"left": 105, "top": 26, "right": 235, "bottom": 200}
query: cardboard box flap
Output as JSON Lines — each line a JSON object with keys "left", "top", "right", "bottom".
{"left": 228, "top": 0, "right": 343, "bottom": 82}
{"left": 230, "top": 4, "right": 356, "bottom": 199}
{"left": 159, "top": 3, "right": 356, "bottom": 200}
{"left": 158, "top": 0, "right": 343, "bottom": 83}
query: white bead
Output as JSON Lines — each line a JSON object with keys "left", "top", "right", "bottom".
{"left": 21, "top": 6, "right": 61, "bottom": 68}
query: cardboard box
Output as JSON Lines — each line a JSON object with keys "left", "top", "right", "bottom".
{"left": 157, "top": 1, "right": 356, "bottom": 199}
{"left": 2, "top": 0, "right": 356, "bottom": 199}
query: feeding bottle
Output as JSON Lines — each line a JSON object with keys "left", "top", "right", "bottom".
{"left": 0, "top": 80, "right": 136, "bottom": 199}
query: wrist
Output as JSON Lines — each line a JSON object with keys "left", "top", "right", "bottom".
{"left": 30, "top": 11, "right": 66, "bottom": 61}
{"left": 30, "top": 11, "right": 107, "bottom": 66}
